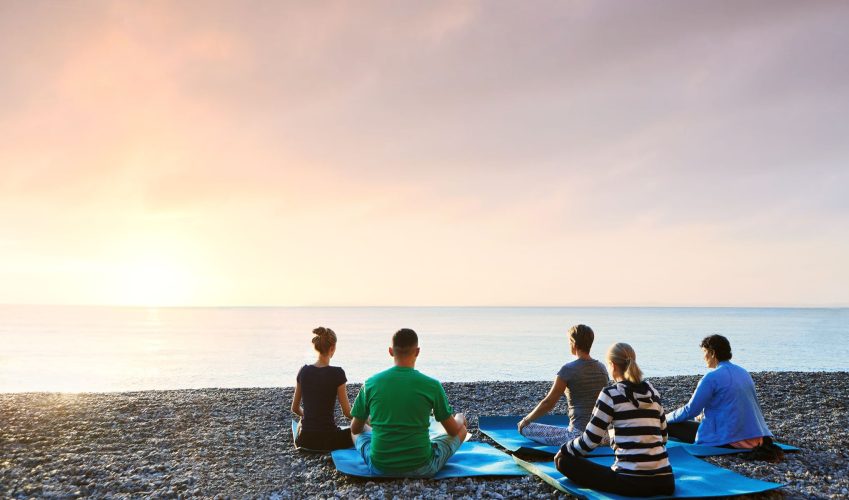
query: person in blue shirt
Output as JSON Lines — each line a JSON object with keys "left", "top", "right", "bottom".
{"left": 666, "top": 335, "right": 774, "bottom": 449}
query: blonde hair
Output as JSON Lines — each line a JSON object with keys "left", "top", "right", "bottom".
{"left": 607, "top": 342, "right": 643, "bottom": 384}
{"left": 311, "top": 326, "right": 337, "bottom": 355}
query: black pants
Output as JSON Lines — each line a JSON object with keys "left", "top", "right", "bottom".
{"left": 295, "top": 427, "right": 353, "bottom": 451}
{"left": 666, "top": 420, "right": 700, "bottom": 443}
{"left": 555, "top": 453, "right": 675, "bottom": 497}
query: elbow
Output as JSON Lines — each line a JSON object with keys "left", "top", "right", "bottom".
{"left": 540, "top": 398, "right": 557, "bottom": 411}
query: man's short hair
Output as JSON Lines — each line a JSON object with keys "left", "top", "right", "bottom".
{"left": 700, "top": 334, "right": 732, "bottom": 361}
{"left": 569, "top": 324, "right": 594, "bottom": 353}
{"left": 392, "top": 328, "right": 418, "bottom": 356}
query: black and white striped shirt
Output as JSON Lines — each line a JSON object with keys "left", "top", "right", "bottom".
{"left": 563, "top": 380, "right": 672, "bottom": 476}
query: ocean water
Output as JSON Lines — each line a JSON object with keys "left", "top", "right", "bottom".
{"left": 0, "top": 306, "right": 846, "bottom": 392}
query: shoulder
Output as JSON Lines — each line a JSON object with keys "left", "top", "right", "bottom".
{"left": 644, "top": 380, "right": 661, "bottom": 397}
{"left": 557, "top": 360, "right": 577, "bottom": 376}
{"left": 365, "top": 367, "right": 394, "bottom": 385}
{"left": 600, "top": 384, "right": 619, "bottom": 398}
{"left": 297, "top": 364, "right": 311, "bottom": 376}
{"left": 726, "top": 361, "right": 749, "bottom": 374}
{"left": 410, "top": 370, "right": 445, "bottom": 392}
{"left": 414, "top": 369, "right": 442, "bottom": 385}
{"left": 561, "top": 359, "right": 578, "bottom": 370}
{"left": 725, "top": 362, "right": 754, "bottom": 384}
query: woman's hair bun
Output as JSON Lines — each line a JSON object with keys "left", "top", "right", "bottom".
{"left": 311, "top": 326, "right": 337, "bottom": 354}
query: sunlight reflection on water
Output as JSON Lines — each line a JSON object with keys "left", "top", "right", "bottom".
{"left": 1, "top": 306, "right": 846, "bottom": 392}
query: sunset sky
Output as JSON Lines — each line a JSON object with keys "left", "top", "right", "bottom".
{"left": 1, "top": 0, "right": 848, "bottom": 307}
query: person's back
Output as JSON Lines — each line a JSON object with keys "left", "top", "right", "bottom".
{"left": 667, "top": 335, "right": 773, "bottom": 448}
{"left": 695, "top": 361, "right": 772, "bottom": 446}
{"left": 291, "top": 327, "right": 354, "bottom": 451}
{"left": 355, "top": 366, "right": 453, "bottom": 471}
{"left": 519, "top": 324, "right": 609, "bottom": 446}
{"left": 556, "top": 343, "right": 674, "bottom": 498}
{"left": 350, "top": 328, "right": 467, "bottom": 477}
{"left": 298, "top": 364, "right": 346, "bottom": 432}
{"left": 560, "top": 358, "right": 609, "bottom": 431}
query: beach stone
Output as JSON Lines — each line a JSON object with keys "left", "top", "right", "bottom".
{"left": 1, "top": 373, "right": 846, "bottom": 498}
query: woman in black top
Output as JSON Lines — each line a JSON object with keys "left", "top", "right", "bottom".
{"left": 290, "top": 327, "right": 354, "bottom": 451}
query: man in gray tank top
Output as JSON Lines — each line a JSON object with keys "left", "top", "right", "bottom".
{"left": 519, "top": 325, "right": 610, "bottom": 445}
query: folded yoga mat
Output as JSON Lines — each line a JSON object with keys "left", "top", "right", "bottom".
{"left": 479, "top": 415, "right": 799, "bottom": 458}
{"left": 513, "top": 446, "right": 784, "bottom": 499}
{"left": 667, "top": 439, "right": 799, "bottom": 457}
{"left": 332, "top": 441, "right": 529, "bottom": 479}
{"left": 478, "top": 415, "right": 613, "bottom": 457}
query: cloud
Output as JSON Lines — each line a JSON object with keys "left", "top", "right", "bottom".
{"left": 0, "top": 0, "right": 848, "bottom": 305}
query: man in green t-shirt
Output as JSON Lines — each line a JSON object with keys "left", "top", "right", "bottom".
{"left": 350, "top": 328, "right": 467, "bottom": 477}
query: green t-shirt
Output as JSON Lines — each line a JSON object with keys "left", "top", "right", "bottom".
{"left": 351, "top": 366, "right": 454, "bottom": 472}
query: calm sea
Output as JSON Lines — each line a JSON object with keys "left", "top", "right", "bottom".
{"left": 1, "top": 306, "right": 846, "bottom": 392}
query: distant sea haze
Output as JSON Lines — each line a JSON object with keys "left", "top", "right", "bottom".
{"left": 1, "top": 306, "right": 846, "bottom": 392}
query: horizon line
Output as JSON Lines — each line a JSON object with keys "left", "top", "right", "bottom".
{"left": 1, "top": 303, "right": 848, "bottom": 309}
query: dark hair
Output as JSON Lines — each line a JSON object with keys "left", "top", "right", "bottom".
{"left": 311, "top": 326, "right": 337, "bottom": 355}
{"left": 569, "top": 324, "right": 595, "bottom": 352}
{"left": 700, "top": 334, "right": 732, "bottom": 361}
{"left": 392, "top": 328, "right": 418, "bottom": 356}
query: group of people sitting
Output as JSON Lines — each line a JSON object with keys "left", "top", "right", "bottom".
{"left": 291, "top": 324, "right": 779, "bottom": 497}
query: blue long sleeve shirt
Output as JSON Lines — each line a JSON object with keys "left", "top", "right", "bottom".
{"left": 667, "top": 361, "right": 773, "bottom": 446}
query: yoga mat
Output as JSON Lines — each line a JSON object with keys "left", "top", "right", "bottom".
{"left": 514, "top": 446, "right": 784, "bottom": 499}
{"left": 667, "top": 439, "right": 799, "bottom": 457}
{"left": 478, "top": 415, "right": 614, "bottom": 457}
{"left": 332, "top": 441, "right": 528, "bottom": 479}
{"left": 479, "top": 415, "right": 798, "bottom": 458}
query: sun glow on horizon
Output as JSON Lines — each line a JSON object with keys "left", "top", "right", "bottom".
{"left": 117, "top": 256, "right": 195, "bottom": 306}
{"left": 103, "top": 230, "right": 205, "bottom": 307}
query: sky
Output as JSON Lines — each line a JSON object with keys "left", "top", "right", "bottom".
{"left": 1, "top": 0, "right": 848, "bottom": 307}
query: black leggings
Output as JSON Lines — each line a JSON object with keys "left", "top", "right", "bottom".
{"left": 295, "top": 427, "right": 353, "bottom": 451}
{"left": 555, "top": 453, "right": 675, "bottom": 497}
{"left": 666, "top": 420, "right": 700, "bottom": 443}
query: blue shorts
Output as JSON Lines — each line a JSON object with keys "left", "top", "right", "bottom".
{"left": 355, "top": 432, "right": 463, "bottom": 478}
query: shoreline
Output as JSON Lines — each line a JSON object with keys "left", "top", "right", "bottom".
{"left": 2, "top": 372, "right": 847, "bottom": 498}
{"left": 2, "top": 369, "right": 844, "bottom": 396}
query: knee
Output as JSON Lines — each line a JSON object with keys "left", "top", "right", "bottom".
{"left": 554, "top": 450, "right": 573, "bottom": 474}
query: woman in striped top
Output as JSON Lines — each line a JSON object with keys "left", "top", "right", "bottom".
{"left": 554, "top": 343, "right": 675, "bottom": 497}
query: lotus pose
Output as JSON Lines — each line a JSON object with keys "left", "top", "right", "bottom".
{"left": 666, "top": 335, "right": 777, "bottom": 453}
{"left": 350, "top": 328, "right": 467, "bottom": 477}
{"left": 291, "top": 327, "right": 354, "bottom": 451}
{"left": 518, "top": 324, "right": 609, "bottom": 445}
{"left": 555, "top": 343, "right": 675, "bottom": 497}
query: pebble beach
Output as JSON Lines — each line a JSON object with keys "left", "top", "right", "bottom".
{"left": 1, "top": 371, "right": 847, "bottom": 499}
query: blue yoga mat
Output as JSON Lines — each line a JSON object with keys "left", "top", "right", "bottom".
{"left": 478, "top": 415, "right": 613, "bottom": 457}
{"left": 332, "top": 441, "right": 529, "bottom": 479}
{"left": 667, "top": 439, "right": 799, "bottom": 457}
{"left": 514, "top": 446, "right": 784, "bottom": 499}
{"left": 479, "top": 415, "right": 798, "bottom": 458}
